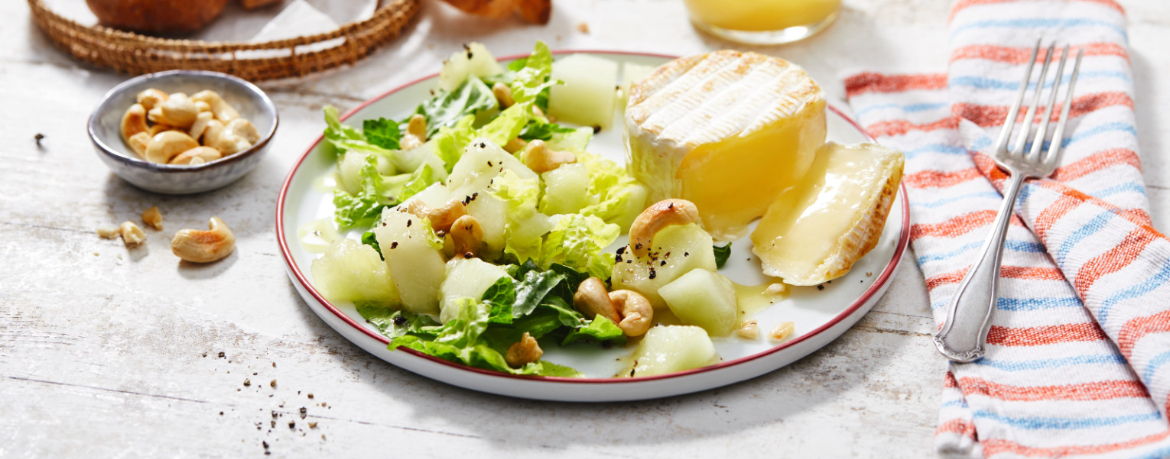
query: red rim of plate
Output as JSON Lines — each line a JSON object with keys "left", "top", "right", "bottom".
{"left": 276, "top": 50, "right": 911, "bottom": 385}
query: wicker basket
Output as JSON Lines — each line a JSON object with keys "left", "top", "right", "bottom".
{"left": 28, "top": 0, "right": 421, "bottom": 81}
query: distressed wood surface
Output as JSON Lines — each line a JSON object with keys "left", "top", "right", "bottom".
{"left": 2, "top": 0, "right": 1167, "bottom": 457}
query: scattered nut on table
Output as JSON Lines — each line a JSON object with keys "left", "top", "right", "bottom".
{"left": 768, "top": 322, "right": 795, "bottom": 342}
{"left": 171, "top": 216, "right": 236, "bottom": 263}
{"left": 120, "top": 88, "right": 256, "bottom": 166}
{"left": 142, "top": 206, "right": 163, "bottom": 231}
{"left": 119, "top": 221, "right": 146, "bottom": 246}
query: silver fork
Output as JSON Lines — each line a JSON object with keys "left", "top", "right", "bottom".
{"left": 932, "top": 40, "right": 1084, "bottom": 362}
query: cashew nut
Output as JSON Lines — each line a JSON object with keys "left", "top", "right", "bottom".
{"left": 149, "top": 123, "right": 178, "bottom": 136}
{"left": 148, "top": 93, "right": 199, "bottom": 128}
{"left": 194, "top": 100, "right": 212, "bottom": 113}
{"left": 191, "top": 90, "right": 239, "bottom": 122}
{"left": 144, "top": 131, "right": 200, "bottom": 164}
{"left": 120, "top": 103, "right": 148, "bottom": 143}
{"left": 119, "top": 221, "right": 145, "bottom": 246}
{"left": 141, "top": 206, "right": 163, "bottom": 231}
{"left": 572, "top": 277, "right": 621, "bottom": 324}
{"left": 127, "top": 132, "right": 151, "bottom": 158}
{"left": 188, "top": 111, "right": 213, "bottom": 140}
{"left": 503, "top": 137, "right": 528, "bottom": 154}
{"left": 505, "top": 332, "right": 543, "bottom": 368}
{"left": 405, "top": 199, "right": 467, "bottom": 234}
{"left": 628, "top": 199, "right": 700, "bottom": 258}
{"left": 400, "top": 114, "right": 427, "bottom": 150}
{"left": 522, "top": 140, "right": 576, "bottom": 173}
{"left": 768, "top": 322, "right": 795, "bottom": 342}
{"left": 171, "top": 216, "right": 236, "bottom": 263}
{"left": 201, "top": 119, "right": 224, "bottom": 144}
{"left": 450, "top": 215, "right": 483, "bottom": 257}
{"left": 170, "top": 146, "right": 222, "bottom": 165}
{"left": 609, "top": 290, "right": 653, "bottom": 337}
{"left": 136, "top": 89, "right": 168, "bottom": 111}
{"left": 96, "top": 227, "right": 120, "bottom": 239}
{"left": 735, "top": 320, "right": 760, "bottom": 340}
{"left": 207, "top": 118, "right": 259, "bottom": 156}
{"left": 492, "top": 82, "right": 515, "bottom": 109}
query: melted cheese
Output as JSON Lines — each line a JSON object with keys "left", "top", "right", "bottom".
{"left": 750, "top": 142, "right": 904, "bottom": 286}
{"left": 625, "top": 50, "right": 826, "bottom": 240}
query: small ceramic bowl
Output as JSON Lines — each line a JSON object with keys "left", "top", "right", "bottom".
{"left": 88, "top": 70, "right": 278, "bottom": 195}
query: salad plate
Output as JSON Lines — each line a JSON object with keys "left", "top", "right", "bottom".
{"left": 277, "top": 50, "right": 910, "bottom": 402}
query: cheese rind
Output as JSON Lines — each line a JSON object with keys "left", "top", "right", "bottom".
{"left": 625, "top": 50, "right": 826, "bottom": 240}
{"left": 750, "top": 142, "right": 904, "bottom": 286}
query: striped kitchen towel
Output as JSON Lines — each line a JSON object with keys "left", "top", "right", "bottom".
{"left": 844, "top": 0, "right": 1170, "bottom": 457}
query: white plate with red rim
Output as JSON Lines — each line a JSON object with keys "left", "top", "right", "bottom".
{"left": 277, "top": 50, "right": 910, "bottom": 402}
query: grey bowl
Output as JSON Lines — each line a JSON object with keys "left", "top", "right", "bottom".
{"left": 88, "top": 70, "right": 278, "bottom": 195}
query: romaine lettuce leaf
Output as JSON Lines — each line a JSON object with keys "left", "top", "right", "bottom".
{"left": 562, "top": 316, "right": 626, "bottom": 346}
{"left": 433, "top": 115, "right": 476, "bottom": 171}
{"left": 509, "top": 41, "right": 557, "bottom": 109}
{"left": 518, "top": 119, "right": 578, "bottom": 142}
{"left": 540, "top": 214, "right": 619, "bottom": 280}
{"left": 411, "top": 77, "right": 497, "bottom": 138}
{"left": 363, "top": 117, "right": 401, "bottom": 150}
{"left": 332, "top": 189, "right": 383, "bottom": 229}
{"left": 478, "top": 102, "right": 532, "bottom": 148}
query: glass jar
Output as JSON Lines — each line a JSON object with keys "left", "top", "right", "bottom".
{"left": 684, "top": 0, "right": 842, "bottom": 45}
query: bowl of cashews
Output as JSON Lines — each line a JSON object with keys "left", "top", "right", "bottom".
{"left": 88, "top": 70, "right": 278, "bottom": 194}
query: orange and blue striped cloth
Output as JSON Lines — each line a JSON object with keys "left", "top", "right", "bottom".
{"left": 844, "top": 0, "right": 1170, "bottom": 457}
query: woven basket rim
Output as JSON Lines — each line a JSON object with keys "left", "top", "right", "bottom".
{"left": 28, "top": 0, "right": 420, "bottom": 81}
{"left": 29, "top": 0, "right": 408, "bottom": 51}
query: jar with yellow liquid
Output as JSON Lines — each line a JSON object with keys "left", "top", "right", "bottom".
{"left": 684, "top": 0, "right": 842, "bottom": 45}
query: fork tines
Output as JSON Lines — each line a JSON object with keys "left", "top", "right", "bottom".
{"left": 992, "top": 39, "right": 1084, "bottom": 171}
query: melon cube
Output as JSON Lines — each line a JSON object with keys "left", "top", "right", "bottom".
{"left": 627, "top": 325, "right": 718, "bottom": 377}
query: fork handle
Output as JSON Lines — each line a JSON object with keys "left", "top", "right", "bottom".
{"left": 932, "top": 172, "right": 1027, "bottom": 362}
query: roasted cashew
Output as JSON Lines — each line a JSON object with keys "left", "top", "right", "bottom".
{"left": 450, "top": 215, "right": 483, "bottom": 257}
{"left": 171, "top": 216, "right": 236, "bottom": 263}
{"left": 170, "top": 146, "right": 222, "bottom": 165}
{"left": 188, "top": 111, "right": 213, "bottom": 140}
{"left": 191, "top": 90, "right": 240, "bottom": 122}
{"left": 120, "top": 103, "right": 148, "bottom": 143}
{"left": 572, "top": 277, "right": 621, "bottom": 324}
{"left": 127, "top": 132, "right": 151, "bottom": 158}
{"left": 492, "top": 82, "right": 515, "bottom": 109}
{"left": 609, "top": 290, "right": 653, "bottom": 337}
{"left": 400, "top": 114, "right": 427, "bottom": 150}
{"left": 119, "top": 221, "right": 145, "bottom": 246}
{"left": 735, "top": 320, "right": 760, "bottom": 340}
{"left": 505, "top": 332, "right": 543, "bottom": 368}
{"left": 145, "top": 131, "right": 200, "bottom": 164}
{"left": 503, "top": 137, "right": 528, "bottom": 154}
{"left": 141, "top": 206, "right": 163, "bottom": 231}
{"left": 149, "top": 123, "right": 178, "bottom": 136}
{"left": 207, "top": 118, "right": 259, "bottom": 155}
{"left": 194, "top": 100, "right": 212, "bottom": 113}
{"left": 522, "top": 140, "right": 576, "bottom": 173}
{"left": 768, "top": 322, "right": 795, "bottom": 342}
{"left": 136, "top": 89, "right": 168, "bottom": 111}
{"left": 628, "top": 199, "right": 700, "bottom": 258}
{"left": 149, "top": 93, "right": 199, "bottom": 128}
{"left": 405, "top": 199, "right": 467, "bottom": 234}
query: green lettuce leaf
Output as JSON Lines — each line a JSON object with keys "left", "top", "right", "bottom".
{"left": 518, "top": 119, "right": 578, "bottom": 141}
{"left": 487, "top": 169, "right": 549, "bottom": 263}
{"left": 360, "top": 230, "right": 382, "bottom": 259}
{"left": 540, "top": 214, "right": 619, "bottom": 280}
{"left": 332, "top": 189, "right": 382, "bottom": 229}
{"left": 509, "top": 41, "right": 557, "bottom": 110}
{"left": 562, "top": 316, "right": 627, "bottom": 346}
{"left": 714, "top": 243, "right": 732, "bottom": 268}
{"left": 399, "top": 163, "right": 438, "bottom": 203}
{"left": 478, "top": 102, "right": 532, "bottom": 147}
{"left": 411, "top": 77, "right": 498, "bottom": 138}
{"left": 355, "top": 303, "right": 439, "bottom": 339}
{"left": 433, "top": 115, "right": 476, "bottom": 171}
{"left": 388, "top": 298, "right": 582, "bottom": 377}
{"left": 363, "top": 117, "right": 401, "bottom": 150}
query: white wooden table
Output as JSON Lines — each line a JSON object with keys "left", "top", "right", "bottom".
{"left": 3, "top": 0, "right": 1167, "bottom": 457}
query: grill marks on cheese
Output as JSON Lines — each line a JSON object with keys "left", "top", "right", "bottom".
{"left": 626, "top": 51, "right": 827, "bottom": 239}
